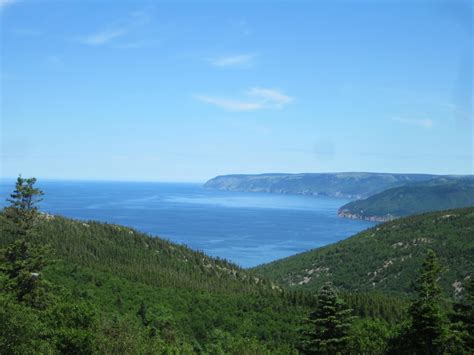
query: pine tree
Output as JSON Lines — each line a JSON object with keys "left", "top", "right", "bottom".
{"left": 452, "top": 276, "right": 474, "bottom": 352}
{"left": 1, "top": 177, "right": 49, "bottom": 308}
{"left": 404, "top": 249, "right": 449, "bottom": 354}
{"left": 462, "top": 277, "right": 474, "bottom": 350}
{"left": 300, "top": 282, "right": 355, "bottom": 354}
{"left": 4, "top": 176, "right": 44, "bottom": 236}
{"left": 0, "top": 240, "right": 49, "bottom": 308}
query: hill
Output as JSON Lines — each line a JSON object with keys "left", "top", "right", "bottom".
{"left": 254, "top": 207, "right": 474, "bottom": 296}
{"left": 2, "top": 177, "right": 473, "bottom": 353}
{"left": 338, "top": 177, "right": 474, "bottom": 221}
{"left": 1, "top": 212, "right": 411, "bottom": 353}
{"left": 0, "top": 213, "right": 307, "bottom": 352}
{"left": 204, "top": 172, "right": 436, "bottom": 199}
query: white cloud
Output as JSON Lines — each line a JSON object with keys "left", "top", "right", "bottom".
{"left": 247, "top": 87, "right": 293, "bottom": 107}
{"left": 196, "top": 87, "right": 293, "bottom": 111}
{"left": 393, "top": 117, "right": 433, "bottom": 128}
{"left": 77, "top": 9, "right": 151, "bottom": 46}
{"left": 211, "top": 54, "right": 255, "bottom": 67}
{"left": 79, "top": 27, "right": 129, "bottom": 46}
{"left": 0, "top": 0, "right": 17, "bottom": 9}
{"left": 195, "top": 96, "right": 263, "bottom": 111}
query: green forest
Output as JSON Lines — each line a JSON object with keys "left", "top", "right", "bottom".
{"left": 255, "top": 206, "right": 474, "bottom": 295}
{"left": 338, "top": 177, "right": 474, "bottom": 221}
{"left": 1, "top": 177, "right": 473, "bottom": 354}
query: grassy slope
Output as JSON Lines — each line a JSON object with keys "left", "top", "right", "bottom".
{"left": 254, "top": 207, "right": 474, "bottom": 296}
{"left": 338, "top": 177, "right": 474, "bottom": 220}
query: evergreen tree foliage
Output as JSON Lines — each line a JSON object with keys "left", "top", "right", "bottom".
{"left": 452, "top": 276, "right": 474, "bottom": 352}
{"left": 0, "top": 239, "right": 50, "bottom": 308}
{"left": 397, "top": 250, "right": 450, "bottom": 354}
{"left": 4, "top": 176, "right": 44, "bottom": 236}
{"left": 299, "top": 282, "right": 355, "bottom": 354}
{"left": 255, "top": 207, "right": 474, "bottom": 296}
{"left": 347, "top": 318, "right": 393, "bottom": 354}
{"left": 1, "top": 178, "right": 472, "bottom": 353}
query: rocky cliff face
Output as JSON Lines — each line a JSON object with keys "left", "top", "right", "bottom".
{"left": 337, "top": 209, "right": 395, "bottom": 222}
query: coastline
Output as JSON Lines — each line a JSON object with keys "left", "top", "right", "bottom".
{"left": 337, "top": 210, "right": 396, "bottom": 223}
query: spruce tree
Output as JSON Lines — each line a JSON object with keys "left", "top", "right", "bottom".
{"left": 1, "top": 177, "right": 49, "bottom": 308}
{"left": 462, "top": 277, "right": 474, "bottom": 350}
{"left": 4, "top": 176, "right": 44, "bottom": 236}
{"left": 452, "top": 276, "right": 474, "bottom": 352}
{"left": 0, "top": 239, "right": 49, "bottom": 308}
{"left": 405, "top": 249, "right": 449, "bottom": 354}
{"left": 300, "top": 282, "right": 354, "bottom": 354}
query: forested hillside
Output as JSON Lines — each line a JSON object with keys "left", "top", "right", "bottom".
{"left": 255, "top": 207, "right": 474, "bottom": 295}
{"left": 205, "top": 172, "right": 435, "bottom": 199}
{"left": 338, "top": 177, "right": 474, "bottom": 221}
{"left": 0, "top": 212, "right": 307, "bottom": 353}
{"left": 2, "top": 177, "right": 473, "bottom": 353}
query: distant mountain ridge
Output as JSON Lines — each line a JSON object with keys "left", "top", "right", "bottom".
{"left": 204, "top": 172, "right": 436, "bottom": 199}
{"left": 338, "top": 176, "right": 474, "bottom": 221}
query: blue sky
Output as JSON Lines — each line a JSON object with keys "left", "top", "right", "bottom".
{"left": 1, "top": 0, "right": 472, "bottom": 182}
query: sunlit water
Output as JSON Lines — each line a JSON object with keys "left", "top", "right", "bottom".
{"left": 0, "top": 180, "right": 375, "bottom": 267}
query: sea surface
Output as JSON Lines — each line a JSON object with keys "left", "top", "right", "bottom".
{"left": 0, "top": 180, "right": 375, "bottom": 268}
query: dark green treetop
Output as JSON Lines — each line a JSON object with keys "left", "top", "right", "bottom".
{"left": 452, "top": 276, "right": 474, "bottom": 352}
{"left": 4, "top": 176, "right": 44, "bottom": 235}
{"left": 400, "top": 250, "right": 451, "bottom": 354}
{"left": 300, "top": 282, "right": 355, "bottom": 354}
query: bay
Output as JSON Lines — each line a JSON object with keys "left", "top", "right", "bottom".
{"left": 0, "top": 180, "right": 375, "bottom": 267}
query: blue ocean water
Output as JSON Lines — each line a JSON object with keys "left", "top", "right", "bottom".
{"left": 0, "top": 180, "right": 375, "bottom": 268}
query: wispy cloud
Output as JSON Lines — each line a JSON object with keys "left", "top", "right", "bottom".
{"left": 80, "top": 28, "right": 129, "bottom": 46}
{"left": 393, "top": 117, "right": 434, "bottom": 128}
{"left": 0, "top": 0, "right": 17, "bottom": 9}
{"left": 247, "top": 87, "right": 293, "bottom": 108}
{"left": 195, "top": 96, "right": 263, "bottom": 111}
{"left": 77, "top": 9, "right": 151, "bottom": 46}
{"left": 211, "top": 54, "right": 256, "bottom": 67}
{"left": 196, "top": 87, "right": 293, "bottom": 111}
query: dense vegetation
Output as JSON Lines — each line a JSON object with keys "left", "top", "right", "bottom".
{"left": 338, "top": 177, "right": 474, "bottom": 221}
{"left": 205, "top": 172, "right": 435, "bottom": 199}
{"left": 1, "top": 177, "right": 473, "bottom": 353}
{"left": 255, "top": 207, "right": 474, "bottom": 295}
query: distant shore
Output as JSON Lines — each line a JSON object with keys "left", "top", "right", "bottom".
{"left": 337, "top": 210, "right": 395, "bottom": 222}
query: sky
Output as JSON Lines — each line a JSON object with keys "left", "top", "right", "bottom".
{"left": 1, "top": 0, "right": 473, "bottom": 182}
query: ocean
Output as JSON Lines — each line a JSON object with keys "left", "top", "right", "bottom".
{"left": 0, "top": 180, "right": 375, "bottom": 268}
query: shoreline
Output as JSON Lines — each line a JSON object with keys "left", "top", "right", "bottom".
{"left": 337, "top": 210, "right": 395, "bottom": 222}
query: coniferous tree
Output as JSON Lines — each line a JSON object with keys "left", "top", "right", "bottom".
{"left": 402, "top": 250, "right": 449, "bottom": 354}
{"left": 452, "top": 276, "right": 474, "bottom": 352}
{"left": 300, "top": 282, "right": 355, "bottom": 354}
{"left": 462, "top": 277, "right": 474, "bottom": 350}
{"left": 0, "top": 240, "right": 50, "bottom": 308}
{"left": 1, "top": 177, "right": 49, "bottom": 307}
{"left": 4, "top": 176, "right": 44, "bottom": 236}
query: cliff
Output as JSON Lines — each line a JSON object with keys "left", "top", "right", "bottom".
{"left": 204, "top": 172, "right": 436, "bottom": 199}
